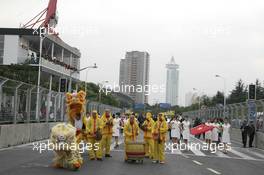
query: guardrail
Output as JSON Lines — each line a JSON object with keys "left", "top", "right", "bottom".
{"left": 0, "top": 76, "right": 122, "bottom": 124}
{"left": 0, "top": 76, "right": 66, "bottom": 124}
{"left": 183, "top": 100, "right": 264, "bottom": 132}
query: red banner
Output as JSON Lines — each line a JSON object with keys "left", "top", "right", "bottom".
{"left": 191, "top": 124, "right": 214, "bottom": 135}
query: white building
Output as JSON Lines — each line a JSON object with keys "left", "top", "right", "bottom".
{"left": 0, "top": 28, "right": 81, "bottom": 87}
{"left": 165, "top": 56, "right": 179, "bottom": 106}
{"left": 119, "top": 51, "right": 150, "bottom": 104}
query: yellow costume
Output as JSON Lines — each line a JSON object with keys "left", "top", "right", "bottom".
{"left": 86, "top": 111, "right": 103, "bottom": 160}
{"left": 65, "top": 90, "right": 88, "bottom": 144}
{"left": 101, "top": 111, "right": 113, "bottom": 156}
{"left": 124, "top": 116, "right": 139, "bottom": 160}
{"left": 50, "top": 123, "right": 82, "bottom": 170}
{"left": 142, "top": 112, "right": 154, "bottom": 158}
{"left": 152, "top": 113, "right": 168, "bottom": 163}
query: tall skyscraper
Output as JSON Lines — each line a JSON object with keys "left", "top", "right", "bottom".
{"left": 166, "top": 56, "right": 179, "bottom": 106}
{"left": 119, "top": 51, "right": 150, "bottom": 104}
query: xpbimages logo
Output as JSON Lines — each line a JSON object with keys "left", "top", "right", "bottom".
{"left": 165, "top": 142, "right": 232, "bottom": 153}
{"left": 32, "top": 141, "right": 99, "bottom": 154}
{"left": 99, "top": 82, "right": 165, "bottom": 95}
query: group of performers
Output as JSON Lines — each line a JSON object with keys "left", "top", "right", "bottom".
{"left": 52, "top": 91, "right": 233, "bottom": 171}
{"left": 168, "top": 116, "right": 231, "bottom": 153}
{"left": 72, "top": 110, "right": 168, "bottom": 164}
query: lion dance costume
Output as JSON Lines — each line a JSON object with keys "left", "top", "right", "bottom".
{"left": 50, "top": 90, "right": 87, "bottom": 170}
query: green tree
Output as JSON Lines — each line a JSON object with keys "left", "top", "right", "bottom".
{"left": 211, "top": 91, "right": 224, "bottom": 106}
{"left": 227, "top": 79, "right": 247, "bottom": 104}
{"left": 256, "top": 79, "right": 264, "bottom": 100}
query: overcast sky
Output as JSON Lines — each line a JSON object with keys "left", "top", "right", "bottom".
{"left": 1, "top": 0, "right": 264, "bottom": 105}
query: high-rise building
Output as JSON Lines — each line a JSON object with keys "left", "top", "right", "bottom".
{"left": 166, "top": 56, "right": 179, "bottom": 106}
{"left": 119, "top": 51, "right": 150, "bottom": 104}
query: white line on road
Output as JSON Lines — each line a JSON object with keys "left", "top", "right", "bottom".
{"left": 246, "top": 150, "right": 264, "bottom": 159}
{"left": 171, "top": 148, "right": 182, "bottom": 155}
{"left": 207, "top": 168, "right": 221, "bottom": 174}
{"left": 192, "top": 160, "right": 203, "bottom": 165}
{"left": 181, "top": 154, "right": 190, "bottom": 159}
{"left": 229, "top": 148, "right": 256, "bottom": 160}
{"left": 215, "top": 150, "right": 230, "bottom": 158}
{"left": 188, "top": 145, "right": 206, "bottom": 156}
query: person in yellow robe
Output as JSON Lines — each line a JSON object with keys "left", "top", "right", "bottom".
{"left": 124, "top": 114, "right": 139, "bottom": 160}
{"left": 86, "top": 110, "right": 103, "bottom": 161}
{"left": 152, "top": 113, "right": 168, "bottom": 164}
{"left": 142, "top": 112, "right": 154, "bottom": 159}
{"left": 101, "top": 109, "right": 114, "bottom": 157}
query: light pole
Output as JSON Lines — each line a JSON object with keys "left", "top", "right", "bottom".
{"left": 35, "top": 35, "right": 45, "bottom": 121}
{"left": 68, "top": 63, "right": 97, "bottom": 92}
{"left": 98, "top": 80, "right": 109, "bottom": 103}
{"left": 215, "top": 74, "right": 227, "bottom": 117}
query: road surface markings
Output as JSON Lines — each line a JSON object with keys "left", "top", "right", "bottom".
{"left": 171, "top": 148, "right": 182, "bottom": 155}
{"left": 247, "top": 150, "right": 264, "bottom": 159}
{"left": 229, "top": 148, "right": 256, "bottom": 160}
{"left": 207, "top": 168, "right": 221, "bottom": 174}
{"left": 215, "top": 150, "right": 230, "bottom": 158}
{"left": 192, "top": 160, "right": 203, "bottom": 165}
{"left": 181, "top": 154, "right": 190, "bottom": 159}
{"left": 188, "top": 144, "right": 206, "bottom": 156}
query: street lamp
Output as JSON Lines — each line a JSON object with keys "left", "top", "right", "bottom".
{"left": 68, "top": 63, "right": 97, "bottom": 92}
{"left": 98, "top": 80, "right": 109, "bottom": 103}
{"left": 215, "top": 74, "right": 227, "bottom": 117}
{"left": 35, "top": 34, "right": 46, "bottom": 121}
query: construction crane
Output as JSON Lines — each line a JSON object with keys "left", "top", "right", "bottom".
{"left": 22, "top": 0, "right": 58, "bottom": 29}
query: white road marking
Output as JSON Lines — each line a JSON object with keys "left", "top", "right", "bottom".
{"left": 215, "top": 150, "right": 230, "bottom": 158}
{"left": 207, "top": 168, "right": 221, "bottom": 174}
{"left": 181, "top": 154, "right": 190, "bottom": 159}
{"left": 192, "top": 160, "right": 203, "bottom": 165}
{"left": 247, "top": 150, "right": 264, "bottom": 159}
{"left": 188, "top": 144, "right": 206, "bottom": 156}
{"left": 229, "top": 148, "right": 256, "bottom": 160}
{"left": 171, "top": 148, "right": 182, "bottom": 155}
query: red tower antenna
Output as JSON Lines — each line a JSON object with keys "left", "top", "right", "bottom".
{"left": 22, "top": 0, "right": 58, "bottom": 29}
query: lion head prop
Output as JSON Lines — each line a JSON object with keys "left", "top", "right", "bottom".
{"left": 66, "top": 90, "right": 86, "bottom": 126}
{"left": 50, "top": 123, "right": 83, "bottom": 170}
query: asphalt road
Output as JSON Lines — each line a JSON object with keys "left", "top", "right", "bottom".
{"left": 0, "top": 134, "right": 263, "bottom": 175}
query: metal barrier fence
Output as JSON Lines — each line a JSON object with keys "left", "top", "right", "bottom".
{"left": 0, "top": 76, "right": 122, "bottom": 124}
{"left": 183, "top": 100, "right": 264, "bottom": 132}
{"left": 0, "top": 76, "right": 66, "bottom": 124}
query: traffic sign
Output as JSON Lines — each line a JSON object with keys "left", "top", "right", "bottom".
{"left": 247, "top": 99, "right": 256, "bottom": 121}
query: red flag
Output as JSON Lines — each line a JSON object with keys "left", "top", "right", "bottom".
{"left": 191, "top": 124, "right": 214, "bottom": 135}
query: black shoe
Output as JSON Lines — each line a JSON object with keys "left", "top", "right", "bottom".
{"left": 105, "top": 154, "right": 112, "bottom": 157}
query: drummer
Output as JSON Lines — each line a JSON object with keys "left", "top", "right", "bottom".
{"left": 124, "top": 113, "right": 139, "bottom": 161}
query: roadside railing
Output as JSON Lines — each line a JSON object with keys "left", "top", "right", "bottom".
{"left": 183, "top": 100, "right": 264, "bottom": 132}
{"left": 0, "top": 76, "right": 122, "bottom": 124}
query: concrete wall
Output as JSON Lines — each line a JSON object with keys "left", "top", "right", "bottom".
{"left": 0, "top": 122, "right": 61, "bottom": 149}
{"left": 231, "top": 128, "right": 264, "bottom": 150}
